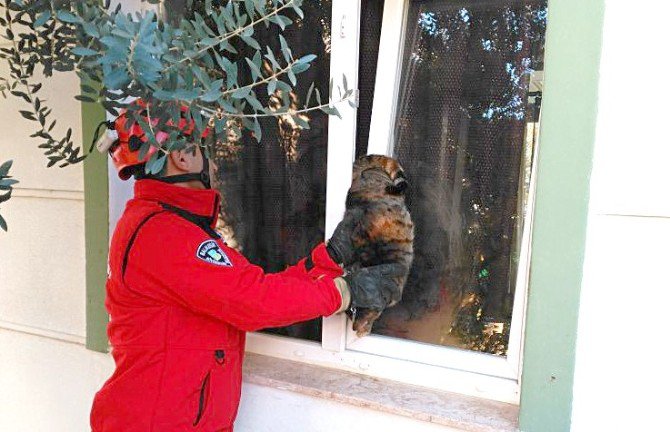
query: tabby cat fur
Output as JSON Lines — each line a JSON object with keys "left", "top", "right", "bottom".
{"left": 343, "top": 155, "right": 415, "bottom": 337}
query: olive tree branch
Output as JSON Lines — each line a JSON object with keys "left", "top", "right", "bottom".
{"left": 168, "top": 0, "right": 295, "bottom": 68}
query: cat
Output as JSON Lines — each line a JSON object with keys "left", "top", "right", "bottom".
{"left": 343, "top": 155, "right": 415, "bottom": 337}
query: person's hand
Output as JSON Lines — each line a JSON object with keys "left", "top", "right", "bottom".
{"left": 326, "top": 209, "right": 361, "bottom": 266}
{"left": 341, "top": 264, "right": 406, "bottom": 311}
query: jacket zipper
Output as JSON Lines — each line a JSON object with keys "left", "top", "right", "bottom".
{"left": 192, "top": 350, "right": 225, "bottom": 427}
{"left": 192, "top": 371, "right": 211, "bottom": 427}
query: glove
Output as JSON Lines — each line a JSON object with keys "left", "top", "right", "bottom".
{"left": 341, "top": 263, "right": 406, "bottom": 312}
{"left": 326, "top": 209, "right": 361, "bottom": 266}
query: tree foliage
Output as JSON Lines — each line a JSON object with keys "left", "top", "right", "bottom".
{"left": 0, "top": 0, "right": 352, "bottom": 229}
{"left": 0, "top": 160, "right": 17, "bottom": 231}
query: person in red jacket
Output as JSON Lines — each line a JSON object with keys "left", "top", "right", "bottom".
{"left": 90, "top": 106, "right": 400, "bottom": 432}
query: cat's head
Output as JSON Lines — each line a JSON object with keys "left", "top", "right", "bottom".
{"left": 350, "top": 155, "right": 408, "bottom": 197}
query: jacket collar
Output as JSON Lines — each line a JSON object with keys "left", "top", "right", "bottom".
{"left": 134, "top": 179, "right": 221, "bottom": 223}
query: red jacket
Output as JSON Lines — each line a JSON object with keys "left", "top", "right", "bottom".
{"left": 91, "top": 180, "right": 344, "bottom": 431}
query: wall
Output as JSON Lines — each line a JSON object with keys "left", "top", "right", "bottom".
{"left": 236, "top": 384, "right": 458, "bottom": 432}
{"left": 570, "top": 1, "right": 670, "bottom": 431}
{"left": 0, "top": 65, "right": 117, "bottom": 431}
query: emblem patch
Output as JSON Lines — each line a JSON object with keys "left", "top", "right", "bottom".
{"left": 196, "top": 240, "right": 232, "bottom": 267}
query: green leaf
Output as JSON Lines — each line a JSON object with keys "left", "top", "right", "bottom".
{"left": 252, "top": 118, "right": 262, "bottom": 143}
{"left": 231, "top": 87, "right": 251, "bottom": 99}
{"left": 0, "top": 178, "right": 18, "bottom": 187}
{"left": 0, "top": 160, "right": 12, "bottom": 177}
{"left": 267, "top": 79, "right": 277, "bottom": 96}
{"left": 245, "top": 57, "right": 263, "bottom": 81}
{"left": 19, "top": 111, "right": 36, "bottom": 121}
{"left": 153, "top": 90, "right": 175, "bottom": 101}
{"left": 147, "top": 152, "right": 167, "bottom": 175}
{"left": 71, "top": 47, "right": 99, "bottom": 57}
{"left": 240, "top": 35, "right": 260, "bottom": 50}
{"left": 321, "top": 106, "right": 341, "bottom": 119}
{"left": 104, "top": 68, "right": 130, "bottom": 89}
{"left": 75, "top": 95, "right": 97, "bottom": 103}
{"left": 244, "top": 0, "right": 255, "bottom": 18}
{"left": 0, "top": 214, "right": 7, "bottom": 232}
{"left": 270, "top": 14, "right": 292, "bottom": 30}
{"left": 34, "top": 11, "right": 52, "bottom": 28}
{"left": 265, "top": 47, "right": 281, "bottom": 71}
{"left": 245, "top": 93, "right": 265, "bottom": 112}
{"left": 279, "top": 34, "right": 292, "bottom": 63}
{"left": 220, "top": 99, "right": 236, "bottom": 113}
{"left": 292, "top": 3, "right": 304, "bottom": 19}
{"left": 305, "top": 82, "right": 314, "bottom": 108}
{"left": 297, "top": 54, "right": 317, "bottom": 65}
{"left": 292, "top": 62, "right": 310, "bottom": 74}
{"left": 201, "top": 87, "right": 222, "bottom": 103}
{"left": 56, "top": 11, "right": 81, "bottom": 24}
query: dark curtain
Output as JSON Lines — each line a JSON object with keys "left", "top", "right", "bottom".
{"left": 212, "top": 1, "right": 333, "bottom": 342}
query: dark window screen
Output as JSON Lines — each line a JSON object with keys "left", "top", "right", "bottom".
{"left": 209, "top": 0, "right": 333, "bottom": 342}
{"left": 356, "top": 0, "right": 386, "bottom": 158}
{"left": 368, "top": 0, "right": 547, "bottom": 356}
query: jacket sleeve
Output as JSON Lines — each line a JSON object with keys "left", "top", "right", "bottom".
{"left": 276, "top": 243, "right": 344, "bottom": 281}
{"left": 124, "top": 214, "right": 344, "bottom": 332}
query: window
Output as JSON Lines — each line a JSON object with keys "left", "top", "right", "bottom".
{"left": 168, "top": 0, "right": 548, "bottom": 403}
{"left": 350, "top": 0, "right": 547, "bottom": 377}
{"left": 209, "top": 0, "right": 334, "bottom": 343}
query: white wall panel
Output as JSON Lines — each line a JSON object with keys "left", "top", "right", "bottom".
{"left": 572, "top": 2, "right": 670, "bottom": 430}
{"left": 237, "top": 383, "right": 460, "bottom": 432}
{"left": 0, "top": 196, "right": 85, "bottom": 337}
{"left": 587, "top": 0, "right": 670, "bottom": 218}
{"left": 0, "top": 330, "right": 114, "bottom": 432}
{"left": 572, "top": 214, "right": 670, "bottom": 431}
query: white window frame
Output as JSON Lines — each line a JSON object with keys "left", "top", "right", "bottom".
{"left": 246, "top": 0, "right": 542, "bottom": 405}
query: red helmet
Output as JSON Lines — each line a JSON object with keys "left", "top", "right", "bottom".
{"left": 104, "top": 103, "right": 211, "bottom": 180}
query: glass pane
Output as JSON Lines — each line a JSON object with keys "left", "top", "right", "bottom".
{"left": 356, "top": 0, "right": 386, "bottom": 158}
{"left": 173, "top": 1, "right": 333, "bottom": 342}
{"left": 371, "top": 0, "right": 547, "bottom": 356}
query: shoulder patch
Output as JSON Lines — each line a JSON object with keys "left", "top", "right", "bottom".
{"left": 196, "top": 240, "right": 233, "bottom": 267}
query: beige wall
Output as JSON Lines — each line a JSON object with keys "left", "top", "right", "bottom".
{"left": 0, "top": 68, "right": 114, "bottom": 432}
{"left": 0, "top": 68, "right": 86, "bottom": 338}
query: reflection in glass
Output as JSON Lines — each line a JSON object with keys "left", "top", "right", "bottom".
{"left": 371, "top": 0, "right": 548, "bottom": 356}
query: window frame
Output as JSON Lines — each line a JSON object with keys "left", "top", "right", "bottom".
{"left": 246, "top": 0, "right": 547, "bottom": 404}
{"left": 349, "top": 0, "right": 542, "bottom": 382}
{"left": 83, "top": 87, "right": 110, "bottom": 353}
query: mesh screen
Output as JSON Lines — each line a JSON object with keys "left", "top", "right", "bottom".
{"left": 370, "top": 0, "right": 548, "bottom": 355}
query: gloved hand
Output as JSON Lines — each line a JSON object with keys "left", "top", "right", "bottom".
{"left": 326, "top": 209, "right": 362, "bottom": 266}
{"left": 340, "top": 263, "right": 406, "bottom": 312}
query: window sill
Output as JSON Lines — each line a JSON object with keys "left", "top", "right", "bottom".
{"left": 242, "top": 353, "right": 519, "bottom": 432}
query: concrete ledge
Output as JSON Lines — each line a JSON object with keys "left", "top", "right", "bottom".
{"left": 243, "top": 353, "right": 519, "bottom": 432}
